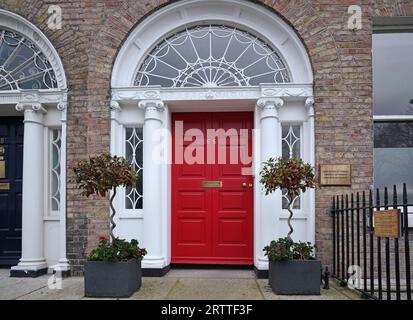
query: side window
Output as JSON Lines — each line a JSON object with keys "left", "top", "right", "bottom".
{"left": 125, "top": 127, "right": 143, "bottom": 209}
{"left": 281, "top": 124, "right": 301, "bottom": 209}
{"left": 49, "top": 128, "right": 61, "bottom": 214}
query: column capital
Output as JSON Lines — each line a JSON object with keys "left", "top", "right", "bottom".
{"left": 305, "top": 97, "right": 315, "bottom": 117}
{"left": 256, "top": 97, "right": 284, "bottom": 109}
{"left": 110, "top": 99, "right": 121, "bottom": 111}
{"left": 110, "top": 99, "right": 122, "bottom": 121}
{"left": 256, "top": 97, "right": 283, "bottom": 120}
{"left": 16, "top": 101, "right": 46, "bottom": 125}
{"left": 16, "top": 101, "right": 47, "bottom": 114}
{"left": 138, "top": 99, "right": 165, "bottom": 110}
{"left": 138, "top": 99, "right": 165, "bottom": 122}
{"left": 57, "top": 101, "right": 67, "bottom": 111}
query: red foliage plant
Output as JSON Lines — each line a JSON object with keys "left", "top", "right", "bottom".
{"left": 260, "top": 157, "right": 315, "bottom": 239}
{"left": 72, "top": 153, "right": 138, "bottom": 198}
{"left": 72, "top": 153, "right": 139, "bottom": 242}
{"left": 260, "top": 157, "right": 315, "bottom": 199}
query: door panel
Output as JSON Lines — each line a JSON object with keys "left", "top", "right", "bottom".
{"left": 172, "top": 112, "right": 253, "bottom": 265}
{"left": 0, "top": 117, "right": 23, "bottom": 266}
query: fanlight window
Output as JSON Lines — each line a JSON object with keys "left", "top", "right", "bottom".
{"left": 135, "top": 25, "right": 290, "bottom": 88}
{"left": 0, "top": 29, "right": 58, "bottom": 90}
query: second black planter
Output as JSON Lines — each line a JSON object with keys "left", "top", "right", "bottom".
{"left": 268, "top": 259, "right": 321, "bottom": 295}
{"left": 84, "top": 258, "right": 141, "bottom": 298}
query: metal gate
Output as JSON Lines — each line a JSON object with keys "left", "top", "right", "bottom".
{"left": 330, "top": 183, "right": 412, "bottom": 300}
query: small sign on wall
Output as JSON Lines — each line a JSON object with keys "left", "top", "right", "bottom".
{"left": 319, "top": 164, "right": 351, "bottom": 186}
{"left": 374, "top": 209, "right": 401, "bottom": 238}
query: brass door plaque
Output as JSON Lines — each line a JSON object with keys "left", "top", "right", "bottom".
{"left": 0, "top": 146, "right": 5, "bottom": 154}
{"left": 0, "top": 182, "right": 10, "bottom": 190}
{"left": 319, "top": 164, "right": 351, "bottom": 186}
{"left": 0, "top": 160, "right": 5, "bottom": 179}
{"left": 374, "top": 209, "right": 401, "bottom": 238}
{"left": 201, "top": 181, "right": 223, "bottom": 188}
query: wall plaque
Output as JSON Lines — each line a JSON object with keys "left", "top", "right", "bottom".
{"left": 374, "top": 209, "right": 401, "bottom": 238}
{"left": 319, "top": 164, "right": 351, "bottom": 186}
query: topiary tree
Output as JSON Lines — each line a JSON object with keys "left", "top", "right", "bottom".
{"left": 260, "top": 157, "right": 315, "bottom": 240}
{"left": 72, "top": 153, "right": 139, "bottom": 243}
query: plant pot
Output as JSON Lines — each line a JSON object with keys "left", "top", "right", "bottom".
{"left": 268, "top": 259, "right": 321, "bottom": 295}
{"left": 84, "top": 258, "right": 141, "bottom": 298}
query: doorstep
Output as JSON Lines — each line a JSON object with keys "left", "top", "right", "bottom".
{"left": 0, "top": 268, "right": 361, "bottom": 300}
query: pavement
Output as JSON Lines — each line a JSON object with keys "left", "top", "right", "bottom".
{"left": 0, "top": 268, "right": 361, "bottom": 300}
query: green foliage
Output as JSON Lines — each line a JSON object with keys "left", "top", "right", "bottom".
{"left": 264, "top": 237, "right": 294, "bottom": 262}
{"left": 292, "top": 241, "right": 315, "bottom": 260}
{"left": 259, "top": 157, "right": 315, "bottom": 200}
{"left": 72, "top": 153, "right": 139, "bottom": 198}
{"left": 263, "top": 237, "right": 315, "bottom": 262}
{"left": 89, "top": 236, "right": 147, "bottom": 262}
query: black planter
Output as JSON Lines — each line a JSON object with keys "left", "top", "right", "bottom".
{"left": 84, "top": 258, "right": 142, "bottom": 298}
{"left": 268, "top": 259, "right": 321, "bottom": 295}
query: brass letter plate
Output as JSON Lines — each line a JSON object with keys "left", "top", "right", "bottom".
{"left": 201, "top": 181, "right": 223, "bottom": 188}
{"left": 0, "top": 182, "right": 10, "bottom": 190}
{"left": 0, "top": 161, "right": 5, "bottom": 179}
{"left": 374, "top": 209, "right": 401, "bottom": 238}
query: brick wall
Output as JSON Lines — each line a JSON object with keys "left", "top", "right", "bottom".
{"left": 1, "top": 0, "right": 411, "bottom": 275}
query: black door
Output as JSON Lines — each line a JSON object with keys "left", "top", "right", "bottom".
{"left": 0, "top": 117, "right": 23, "bottom": 265}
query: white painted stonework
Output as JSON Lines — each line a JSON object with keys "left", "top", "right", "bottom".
{"left": 111, "top": 0, "right": 315, "bottom": 273}
{"left": 1, "top": 0, "right": 315, "bottom": 275}
{"left": 0, "top": 10, "right": 69, "bottom": 275}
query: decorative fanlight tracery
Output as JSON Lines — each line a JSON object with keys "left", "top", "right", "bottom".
{"left": 135, "top": 25, "right": 290, "bottom": 88}
{"left": 0, "top": 29, "right": 58, "bottom": 91}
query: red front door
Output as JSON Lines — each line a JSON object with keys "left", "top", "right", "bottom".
{"left": 172, "top": 112, "right": 253, "bottom": 265}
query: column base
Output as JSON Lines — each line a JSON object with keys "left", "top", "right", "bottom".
{"left": 142, "top": 255, "right": 167, "bottom": 269}
{"left": 10, "top": 260, "right": 48, "bottom": 278}
{"left": 254, "top": 266, "right": 269, "bottom": 279}
{"left": 254, "top": 257, "right": 269, "bottom": 279}
{"left": 142, "top": 255, "right": 170, "bottom": 276}
{"left": 142, "top": 265, "right": 170, "bottom": 277}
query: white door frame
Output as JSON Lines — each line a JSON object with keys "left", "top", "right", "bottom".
{"left": 110, "top": 0, "right": 315, "bottom": 273}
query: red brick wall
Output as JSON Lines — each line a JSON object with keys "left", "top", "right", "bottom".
{"left": 1, "top": 0, "right": 411, "bottom": 275}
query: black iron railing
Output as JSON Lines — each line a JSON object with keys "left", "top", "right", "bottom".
{"left": 331, "top": 183, "right": 412, "bottom": 300}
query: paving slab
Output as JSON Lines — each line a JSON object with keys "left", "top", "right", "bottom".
{"left": 165, "top": 278, "right": 264, "bottom": 300}
{"left": 0, "top": 268, "right": 362, "bottom": 300}
{"left": 128, "top": 278, "right": 178, "bottom": 300}
{"left": 0, "top": 269, "right": 51, "bottom": 300}
{"left": 17, "top": 277, "right": 84, "bottom": 300}
{"left": 256, "top": 279, "right": 360, "bottom": 300}
{"left": 165, "top": 269, "right": 256, "bottom": 279}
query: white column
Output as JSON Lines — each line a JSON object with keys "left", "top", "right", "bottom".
{"left": 138, "top": 99, "right": 166, "bottom": 269}
{"left": 305, "top": 97, "right": 316, "bottom": 245}
{"left": 110, "top": 100, "right": 122, "bottom": 156}
{"left": 255, "top": 97, "right": 284, "bottom": 271}
{"left": 11, "top": 102, "right": 48, "bottom": 276}
{"left": 110, "top": 100, "right": 123, "bottom": 236}
{"left": 54, "top": 100, "right": 71, "bottom": 275}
